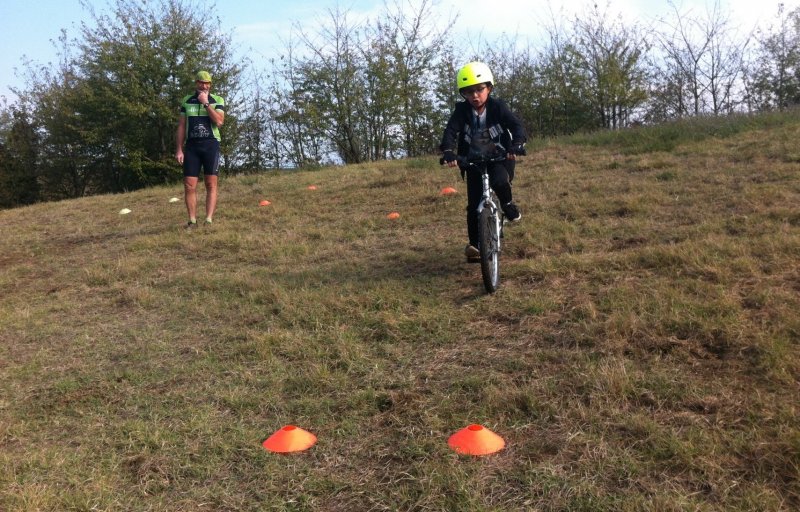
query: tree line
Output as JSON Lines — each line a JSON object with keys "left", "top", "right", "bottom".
{"left": 1, "top": 0, "right": 799, "bottom": 209}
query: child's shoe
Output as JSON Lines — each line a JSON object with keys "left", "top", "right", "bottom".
{"left": 503, "top": 202, "right": 522, "bottom": 222}
{"left": 464, "top": 244, "right": 480, "bottom": 262}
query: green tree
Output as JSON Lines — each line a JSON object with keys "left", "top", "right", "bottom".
{"left": 236, "top": 66, "right": 273, "bottom": 172}
{"left": 570, "top": 5, "right": 650, "bottom": 129}
{"left": 19, "top": 38, "right": 94, "bottom": 200}
{"left": 18, "top": 0, "right": 241, "bottom": 198}
{"left": 295, "top": 6, "right": 366, "bottom": 164}
{"left": 532, "top": 35, "right": 597, "bottom": 135}
{"left": 359, "top": 24, "right": 403, "bottom": 160}
{"left": 79, "top": 0, "right": 241, "bottom": 189}
{"left": 379, "top": 0, "right": 454, "bottom": 157}
{"left": 288, "top": 1, "right": 454, "bottom": 164}
{"left": 273, "top": 43, "right": 329, "bottom": 168}
{"left": 747, "top": 5, "right": 800, "bottom": 111}
{"left": 0, "top": 107, "right": 40, "bottom": 208}
{"left": 653, "top": 0, "right": 750, "bottom": 117}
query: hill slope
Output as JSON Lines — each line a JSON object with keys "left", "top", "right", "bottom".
{"left": 1, "top": 116, "right": 799, "bottom": 510}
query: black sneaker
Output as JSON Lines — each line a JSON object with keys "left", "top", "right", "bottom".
{"left": 503, "top": 202, "right": 522, "bottom": 223}
{"left": 185, "top": 220, "right": 198, "bottom": 230}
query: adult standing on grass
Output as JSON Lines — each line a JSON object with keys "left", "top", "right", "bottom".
{"left": 175, "top": 70, "right": 225, "bottom": 229}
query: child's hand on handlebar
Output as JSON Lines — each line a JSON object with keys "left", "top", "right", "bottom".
{"left": 442, "top": 150, "right": 458, "bottom": 167}
{"left": 506, "top": 144, "right": 526, "bottom": 161}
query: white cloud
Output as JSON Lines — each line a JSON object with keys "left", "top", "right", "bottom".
{"left": 231, "top": 0, "right": 799, "bottom": 64}
{"left": 433, "top": 0, "right": 795, "bottom": 42}
{"left": 232, "top": 1, "right": 389, "bottom": 58}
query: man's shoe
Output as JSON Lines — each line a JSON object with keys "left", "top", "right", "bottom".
{"left": 464, "top": 244, "right": 480, "bottom": 262}
{"left": 503, "top": 202, "right": 522, "bottom": 223}
{"left": 185, "top": 220, "right": 198, "bottom": 230}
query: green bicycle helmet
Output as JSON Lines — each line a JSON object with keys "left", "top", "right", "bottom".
{"left": 456, "top": 61, "right": 494, "bottom": 90}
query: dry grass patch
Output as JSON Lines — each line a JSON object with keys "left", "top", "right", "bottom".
{"left": 2, "top": 114, "right": 799, "bottom": 510}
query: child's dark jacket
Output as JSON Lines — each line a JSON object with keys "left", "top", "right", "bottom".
{"left": 439, "top": 96, "right": 527, "bottom": 157}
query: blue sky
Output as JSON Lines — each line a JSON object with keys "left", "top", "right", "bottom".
{"left": 2, "top": 0, "right": 796, "bottom": 102}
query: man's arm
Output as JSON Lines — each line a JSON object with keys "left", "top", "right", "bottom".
{"left": 175, "top": 116, "right": 186, "bottom": 164}
{"left": 197, "top": 91, "right": 225, "bottom": 127}
{"left": 205, "top": 104, "right": 225, "bottom": 127}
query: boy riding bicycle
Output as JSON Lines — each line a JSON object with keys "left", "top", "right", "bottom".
{"left": 440, "top": 61, "right": 527, "bottom": 262}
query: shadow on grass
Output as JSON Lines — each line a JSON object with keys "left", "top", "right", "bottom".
{"left": 253, "top": 241, "right": 493, "bottom": 300}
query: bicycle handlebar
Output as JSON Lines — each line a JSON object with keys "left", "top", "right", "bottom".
{"left": 439, "top": 154, "right": 507, "bottom": 167}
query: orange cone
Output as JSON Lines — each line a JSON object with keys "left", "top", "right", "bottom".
{"left": 259, "top": 200, "right": 271, "bottom": 206}
{"left": 387, "top": 212, "right": 400, "bottom": 220}
{"left": 441, "top": 187, "right": 457, "bottom": 195}
{"left": 448, "top": 424, "right": 505, "bottom": 456}
{"left": 262, "top": 425, "right": 317, "bottom": 453}
{"left": 307, "top": 185, "right": 317, "bottom": 190}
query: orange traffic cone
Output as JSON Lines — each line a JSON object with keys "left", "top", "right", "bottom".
{"left": 441, "top": 187, "right": 457, "bottom": 195}
{"left": 307, "top": 185, "right": 318, "bottom": 190}
{"left": 448, "top": 424, "right": 505, "bottom": 456}
{"left": 387, "top": 212, "right": 400, "bottom": 220}
{"left": 259, "top": 200, "right": 271, "bottom": 206}
{"left": 262, "top": 425, "right": 317, "bottom": 453}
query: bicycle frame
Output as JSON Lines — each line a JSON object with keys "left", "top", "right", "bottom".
{"left": 441, "top": 153, "right": 507, "bottom": 293}
{"left": 475, "top": 162, "right": 503, "bottom": 292}
{"left": 476, "top": 166, "right": 503, "bottom": 235}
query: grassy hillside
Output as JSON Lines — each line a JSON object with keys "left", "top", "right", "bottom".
{"left": 2, "top": 114, "right": 799, "bottom": 511}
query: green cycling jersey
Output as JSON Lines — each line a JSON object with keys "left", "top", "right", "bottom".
{"left": 180, "top": 93, "right": 225, "bottom": 142}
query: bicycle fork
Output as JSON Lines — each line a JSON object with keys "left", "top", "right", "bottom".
{"left": 477, "top": 171, "right": 503, "bottom": 251}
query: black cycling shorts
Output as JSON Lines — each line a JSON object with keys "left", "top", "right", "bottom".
{"left": 183, "top": 139, "right": 220, "bottom": 178}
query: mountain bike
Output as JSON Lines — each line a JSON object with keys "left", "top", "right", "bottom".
{"left": 441, "top": 153, "right": 508, "bottom": 293}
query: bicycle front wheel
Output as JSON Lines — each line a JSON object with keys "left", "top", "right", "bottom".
{"left": 479, "top": 207, "right": 501, "bottom": 293}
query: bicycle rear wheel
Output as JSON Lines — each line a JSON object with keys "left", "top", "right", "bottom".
{"left": 479, "top": 207, "right": 501, "bottom": 293}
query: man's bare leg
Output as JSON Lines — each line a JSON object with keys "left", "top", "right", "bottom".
{"left": 204, "top": 175, "right": 218, "bottom": 222}
{"left": 184, "top": 176, "right": 199, "bottom": 223}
